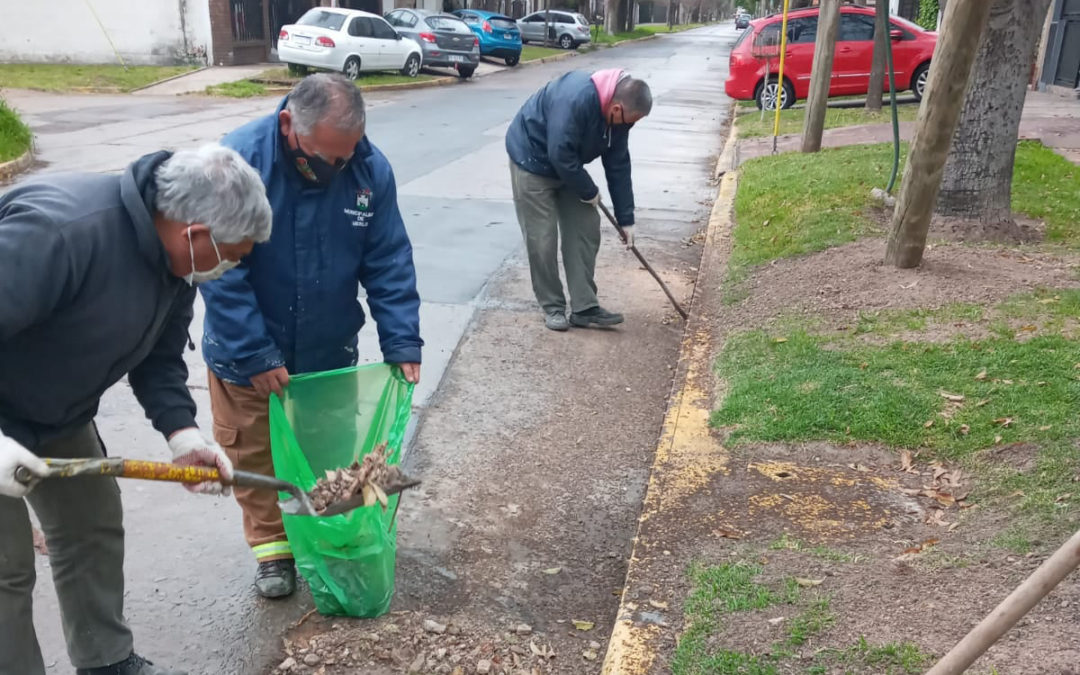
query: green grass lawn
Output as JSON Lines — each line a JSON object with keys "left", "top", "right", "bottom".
{"left": 736, "top": 103, "right": 919, "bottom": 138}
{"left": 0, "top": 99, "right": 32, "bottom": 162}
{"left": 0, "top": 64, "right": 195, "bottom": 93}
{"left": 206, "top": 69, "right": 441, "bottom": 97}
{"left": 671, "top": 560, "right": 932, "bottom": 674}
{"left": 731, "top": 141, "right": 1080, "bottom": 274}
{"left": 520, "top": 45, "right": 564, "bottom": 61}
{"left": 590, "top": 22, "right": 706, "bottom": 45}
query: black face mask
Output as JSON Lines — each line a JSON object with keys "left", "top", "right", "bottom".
{"left": 285, "top": 133, "right": 345, "bottom": 187}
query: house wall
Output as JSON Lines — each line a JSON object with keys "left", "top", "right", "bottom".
{"left": 0, "top": 0, "right": 212, "bottom": 65}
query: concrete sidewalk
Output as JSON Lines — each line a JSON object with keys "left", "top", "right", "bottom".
{"left": 132, "top": 64, "right": 274, "bottom": 96}
{"left": 738, "top": 90, "right": 1080, "bottom": 165}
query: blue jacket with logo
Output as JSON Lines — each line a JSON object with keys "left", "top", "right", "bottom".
{"left": 505, "top": 70, "right": 635, "bottom": 226}
{"left": 200, "top": 99, "right": 423, "bottom": 385}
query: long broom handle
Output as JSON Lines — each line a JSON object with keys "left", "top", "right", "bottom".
{"left": 597, "top": 202, "right": 689, "bottom": 321}
{"left": 925, "top": 527, "right": 1080, "bottom": 675}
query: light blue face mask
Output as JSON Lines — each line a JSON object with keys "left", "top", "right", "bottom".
{"left": 184, "top": 226, "right": 238, "bottom": 286}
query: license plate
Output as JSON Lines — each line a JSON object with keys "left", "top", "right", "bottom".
{"left": 449, "top": 55, "right": 466, "bottom": 62}
{"left": 293, "top": 35, "right": 311, "bottom": 45}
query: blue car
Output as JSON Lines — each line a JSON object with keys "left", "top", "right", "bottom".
{"left": 453, "top": 9, "right": 522, "bottom": 66}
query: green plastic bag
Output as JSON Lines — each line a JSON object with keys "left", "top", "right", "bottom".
{"left": 268, "top": 363, "right": 414, "bottom": 617}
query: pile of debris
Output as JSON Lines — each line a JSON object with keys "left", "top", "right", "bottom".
{"left": 307, "top": 443, "right": 418, "bottom": 514}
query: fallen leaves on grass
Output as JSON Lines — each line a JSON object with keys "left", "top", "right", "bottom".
{"left": 975, "top": 369, "right": 988, "bottom": 381}
{"left": 993, "top": 417, "right": 1014, "bottom": 428}
{"left": 939, "top": 391, "right": 966, "bottom": 403}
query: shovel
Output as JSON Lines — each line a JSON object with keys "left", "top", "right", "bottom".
{"left": 14, "top": 457, "right": 324, "bottom": 516}
{"left": 15, "top": 457, "right": 421, "bottom": 518}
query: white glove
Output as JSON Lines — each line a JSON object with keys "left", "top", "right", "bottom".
{"left": 582, "top": 192, "right": 600, "bottom": 207}
{"left": 622, "top": 226, "right": 635, "bottom": 249}
{"left": 167, "top": 428, "right": 234, "bottom": 496}
{"left": 0, "top": 432, "right": 49, "bottom": 499}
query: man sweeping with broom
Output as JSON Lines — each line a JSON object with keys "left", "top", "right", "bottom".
{"left": 505, "top": 68, "right": 652, "bottom": 332}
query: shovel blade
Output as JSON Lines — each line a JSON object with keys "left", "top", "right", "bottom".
{"left": 291, "top": 478, "right": 422, "bottom": 518}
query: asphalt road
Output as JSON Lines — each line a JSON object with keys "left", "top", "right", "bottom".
{"left": 4, "top": 23, "right": 737, "bottom": 674}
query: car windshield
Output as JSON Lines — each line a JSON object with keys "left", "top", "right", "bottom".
{"left": 425, "top": 15, "right": 472, "bottom": 33}
{"left": 297, "top": 9, "right": 347, "bottom": 31}
{"left": 890, "top": 15, "right": 925, "bottom": 32}
{"left": 733, "top": 25, "right": 752, "bottom": 47}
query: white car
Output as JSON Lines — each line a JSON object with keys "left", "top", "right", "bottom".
{"left": 278, "top": 8, "right": 423, "bottom": 79}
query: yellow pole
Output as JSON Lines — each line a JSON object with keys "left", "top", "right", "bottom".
{"left": 83, "top": 0, "right": 128, "bottom": 70}
{"left": 771, "top": 0, "right": 791, "bottom": 153}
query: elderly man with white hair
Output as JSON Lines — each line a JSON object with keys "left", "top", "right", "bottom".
{"left": 0, "top": 145, "right": 272, "bottom": 675}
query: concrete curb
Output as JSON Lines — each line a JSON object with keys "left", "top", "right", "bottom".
{"left": 128, "top": 65, "right": 208, "bottom": 93}
{"left": 0, "top": 147, "right": 34, "bottom": 182}
{"left": 600, "top": 119, "right": 740, "bottom": 675}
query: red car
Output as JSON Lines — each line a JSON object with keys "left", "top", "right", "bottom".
{"left": 725, "top": 5, "right": 937, "bottom": 109}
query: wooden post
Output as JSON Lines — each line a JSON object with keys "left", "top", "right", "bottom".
{"left": 883, "top": 0, "right": 991, "bottom": 269}
{"left": 800, "top": 0, "right": 840, "bottom": 152}
{"left": 926, "top": 528, "right": 1080, "bottom": 675}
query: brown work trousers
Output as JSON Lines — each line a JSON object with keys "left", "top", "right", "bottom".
{"left": 208, "top": 371, "right": 292, "bottom": 563}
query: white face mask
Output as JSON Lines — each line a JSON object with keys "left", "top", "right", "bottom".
{"left": 184, "top": 226, "right": 239, "bottom": 286}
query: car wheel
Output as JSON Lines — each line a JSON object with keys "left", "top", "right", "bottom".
{"left": 504, "top": 54, "right": 520, "bottom": 66}
{"left": 911, "top": 63, "right": 930, "bottom": 101}
{"left": 458, "top": 66, "right": 476, "bottom": 79}
{"left": 342, "top": 56, "right": 362, "bottom": 81}
{"left": 755, "top": 78, "right": 794, "bottom": 111}
{"left": 286, "top": 63, "right": 309, "bottom": 77}
{"left": 558, "top": 33, "right": 573, "bottom": 49}
{"left": 401, "top": 54, "right": 421, "bottom": 78}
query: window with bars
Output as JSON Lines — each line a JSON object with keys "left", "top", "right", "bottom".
{"left": 231, "top": 0, "right": 266, "bottom": 42}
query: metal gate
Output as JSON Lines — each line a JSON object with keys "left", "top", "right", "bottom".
{"left": 1043, "top": 0, "right": 1080, "bottom": 89}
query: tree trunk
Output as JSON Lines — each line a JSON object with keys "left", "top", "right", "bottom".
{"left": 866, "top": 0, "right": 888, "bottom": 111}
{"left": 606, "top": 0, "right": 619, "bottom": 34}
{"left": 935, "top": 0, "right": 1052, "bottom": 230}
{"left": 884, "top": 0, "right": 991, "bottom": 269}
{"left": 801, "top": 0, "right": 841, "bottom": 152}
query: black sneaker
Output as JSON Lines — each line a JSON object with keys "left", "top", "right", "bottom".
{"left": 569, "top": 306, "right": 624, "bottom": 328}
{"left": 76, "top": 652, "right": 187, "bottom": 675}
{"left": 255, "top": 558, "right": 297, "bottom": 599}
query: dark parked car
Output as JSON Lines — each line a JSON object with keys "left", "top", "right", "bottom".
{"left": 735, "top": 13, "right": 750, "bottom": 29}
{"left": 385, "top": 8, "right": 480, "bottom": 78}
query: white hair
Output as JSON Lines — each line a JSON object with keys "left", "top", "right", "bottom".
{"left": 154, "top": 144, "right": 272, "bottom": 244}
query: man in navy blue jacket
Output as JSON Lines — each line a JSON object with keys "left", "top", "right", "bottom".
{"left": 200, "top": 74, "right": 423, "bottom": 598}
{"left": 506, "top": 69, "right": 652, "bottom": 331}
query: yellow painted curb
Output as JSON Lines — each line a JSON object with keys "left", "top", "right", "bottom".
{"left": 600, "top": 118, "right": 739, "bottom": 675}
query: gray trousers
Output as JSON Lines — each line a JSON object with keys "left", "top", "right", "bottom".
{"left": 509, "top": 161, "right": 602, "bottom": 314}
{"left": 0, "top": 424, "right": 132, "bottom": 674}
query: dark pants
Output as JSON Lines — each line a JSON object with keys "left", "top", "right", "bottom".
{"left": 509, "top": 161, "right": 603, "bottom": 314}
{"left": 0, "top": 424, "right": 132, "bottom": 674}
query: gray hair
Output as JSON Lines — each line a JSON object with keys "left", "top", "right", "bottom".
{"left": 285, "top": 73, "right": 367, "bottom": 136}
{"left": 154, "top": 144, "right": 272, "bottom": 244}
{"left": 614, "top": 77, "right": 653, "bottom": 117}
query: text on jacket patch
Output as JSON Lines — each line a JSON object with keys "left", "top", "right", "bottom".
{"left": 345, "top": 187, "right": 374, "bottom": 227}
